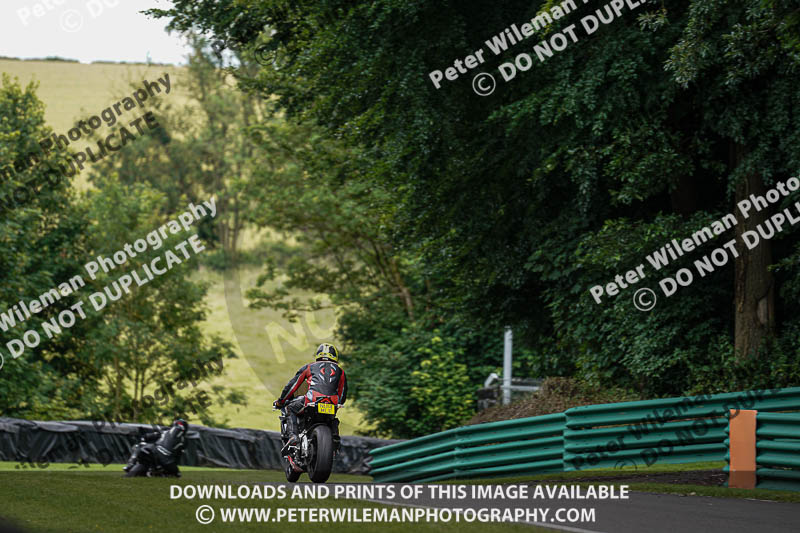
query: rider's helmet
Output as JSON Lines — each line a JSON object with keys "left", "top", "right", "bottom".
{"left": 173, "top": 418, "right": 188, "bottom": 432}
{"left": 315, "top": 343, "right": 339, "bottom": 363}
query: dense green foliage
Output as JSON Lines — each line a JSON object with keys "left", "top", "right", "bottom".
{"left": 147, "top": 0, "right": 800, "bottom": 437}
{"left": 0, "top": 75, "right": 91, "bottom": 417}
{"left": 79, "top": 176, "right": 244, "bottom": 425}
{"left": 0, "top": 75, "right": 244, "bottom": 426}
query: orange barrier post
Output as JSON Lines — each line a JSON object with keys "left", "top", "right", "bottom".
{"left": 728, "top": 409, "right": 757, "bottom": 489}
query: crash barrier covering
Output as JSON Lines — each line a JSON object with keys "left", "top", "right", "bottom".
{"left": 369, "top": 413, "right": 566, "bottom": 483}
{"left": 724, "top": 412, "right": 800, "bottom": 491}
{"left": 0, "top": 418, "right": 398, "bottom": 474}
{"left": 369, "top": 387, "right": 800, "bottom": 483}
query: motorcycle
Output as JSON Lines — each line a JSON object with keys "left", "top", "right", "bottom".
{"left": 123, "top": 441, "right": 180, "bottom": 478}
{"left": 277, "top": 400, "right": 342, "bottom": 483}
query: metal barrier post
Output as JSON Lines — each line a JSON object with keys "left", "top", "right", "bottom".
{"left": 502, "top": 327, "right": 512, "bottom": 405}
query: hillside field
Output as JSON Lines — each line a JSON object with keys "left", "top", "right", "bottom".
{"left": 194, "top": 265, "right": 370, "bottom": 433}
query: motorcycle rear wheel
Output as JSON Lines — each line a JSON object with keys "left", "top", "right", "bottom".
{"left": 307, "top": 425, "right": 333, "bottom": 483}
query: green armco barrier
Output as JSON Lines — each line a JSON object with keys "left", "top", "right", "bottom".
{"left": 754, "top": 412, "right": 800, "bottom": 491}
{"left": 562, "top": 387, "right": 800, "bottom": 471}
{"left": 369, "top": 387, "right": 800, "bottom": 484}
{"left": 369, "top": 413, "right": 565, "bottom": 483}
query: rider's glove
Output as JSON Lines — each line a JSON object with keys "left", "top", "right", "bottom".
{"left": 273, "top": 399, "right": 283, "bottom": 408}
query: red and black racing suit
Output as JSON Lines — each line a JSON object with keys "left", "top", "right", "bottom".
{"left": 277, "top": 360, "right": 347, "bottom": 443}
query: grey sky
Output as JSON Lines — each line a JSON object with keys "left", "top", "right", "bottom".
{"left": 0, "top": 0, "right": 193, "bottom": 64}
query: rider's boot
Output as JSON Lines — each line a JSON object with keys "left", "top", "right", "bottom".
{"left": 123, "top": 444, "right": 140, "bottom": 472}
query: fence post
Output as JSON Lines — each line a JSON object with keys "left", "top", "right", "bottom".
{"left": 728, "top": 409, "right": 757, "bottom": 489}
{"left": 502, "top": 327, "right": 512, "bottom": 405}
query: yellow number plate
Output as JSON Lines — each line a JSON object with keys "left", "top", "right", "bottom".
{"left": 317, "top": 403, "right": 335, "bottom": 414}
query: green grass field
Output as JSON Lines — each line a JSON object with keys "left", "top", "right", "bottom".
{"left": 0, "top": 59, "right": 187, "bottom": 128}
{"left": 0, "top": 58, "right": 188, "bottom": 191}
{"left": 193, "top": 265, "right": 371, "bottom": 434}
{"left": 0, "top": 467, "right": 541, "bottom": 533}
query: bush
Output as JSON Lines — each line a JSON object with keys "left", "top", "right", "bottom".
{"left": 345, "top": 308, "right": 502, "bottom": 438}
{"left": 685, "top": 331, "right": 800, "bottom": 395}
{"left": 409, "top": 338, "right": 474, "bottom": 434}
{"left": 32, "top": 56, "right": 79, "bottom": 63}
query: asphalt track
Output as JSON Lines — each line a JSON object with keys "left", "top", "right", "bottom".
{"left": 354, "top": 484, "right": 800, "bottom": 533}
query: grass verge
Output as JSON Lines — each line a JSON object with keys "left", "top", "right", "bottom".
{"left": 0, "top": 470, "right": 543, "bottom": 533}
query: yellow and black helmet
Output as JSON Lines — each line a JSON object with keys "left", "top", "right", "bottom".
{"left": 315, "top": 343, "right": 339, "bottom": 363}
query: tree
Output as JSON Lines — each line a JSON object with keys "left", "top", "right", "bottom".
{"left": 0, "top": 75, "right": 94, "bottom": 417}
{"left": 243, "top": 119, "right": 416, "bottom": 320}
{"left": 81, "top": 175, "right": 244, "bottom": 425}
{"left": 90, "top": 35, "right": 268, "bottom": 259}
{"left": 150, "top": 0, "right": 800, "bottom": 410}
{"left": 0, "top": 75, "right": 247, "bottom": 426}
{"left": 664, "top": 0, "right": 800, "bottom": 359}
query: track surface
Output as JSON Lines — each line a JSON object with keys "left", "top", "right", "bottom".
{"left": 353, "top": 484, "right": 800, "bottom": 533}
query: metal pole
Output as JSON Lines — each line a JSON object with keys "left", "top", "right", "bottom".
{"left": 503, "top": 327, "right": 512, "bottom": 405}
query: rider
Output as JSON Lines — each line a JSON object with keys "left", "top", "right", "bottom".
{"left": 124, "top": 418, "right": 188, "bottom": 476}
{"left": 274, "top": 343, "right": 347, "bottom": 451}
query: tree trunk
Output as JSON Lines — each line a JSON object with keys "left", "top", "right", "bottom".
{"left": 733, "top": 144, "right": 775, "bottom": 360}
{"left": 113, "top": 357, "right": 121, "bottom": 419}
{"left": 388, "top": 256, "right": 414, "bottom": 321}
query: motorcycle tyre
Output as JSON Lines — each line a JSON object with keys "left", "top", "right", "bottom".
{"left": 308, "top": 425, "right": 333, "bottom": 483}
